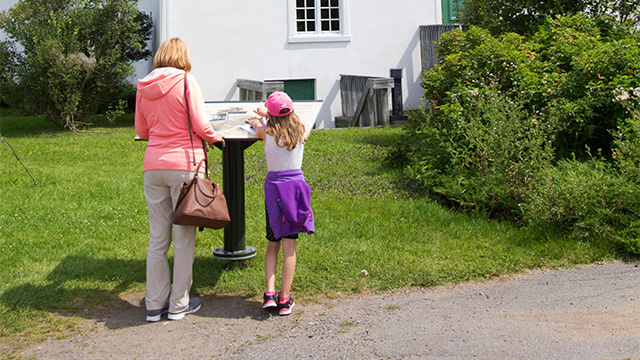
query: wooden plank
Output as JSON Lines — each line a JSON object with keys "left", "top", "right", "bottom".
{"left": 236, "top": 79, "right": 264, "bottom": 92}
{"left": 237, "top": 79, "right": 284, "bottom": 93}
{"left": 375, "top": 88, "right": 390, "bottom": 126}
{"left": 350, "top": 79, "right": 374, "bottom": 127}
{"left": 262, "top": 81, "right": 284, "bottom": 92}
{"left": 338, "top": 75, "right": 394, "bottom": 127}
{"left": 369, "top": 77, "right": 394, "bottom": 89}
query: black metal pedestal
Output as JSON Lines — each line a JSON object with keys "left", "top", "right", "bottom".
{"left": 213, "top": 139, "right": 258, "bottom": 260}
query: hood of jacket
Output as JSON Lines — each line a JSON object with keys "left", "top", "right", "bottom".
{"left": 136, "top": 67, "right": 185, "bottom": 100}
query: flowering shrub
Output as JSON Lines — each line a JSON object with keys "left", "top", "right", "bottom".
{"left": 390, "top": 15, "right": 640, "bottom": 254}
{"left": 612, "top": 87, "right": 640, "bottom": 180}
{"left": 424, "top": 16, "right": 640, "bottom": 158}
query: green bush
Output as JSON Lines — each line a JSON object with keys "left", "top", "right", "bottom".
{"left": 0, "top": 0, "right": 152, "bottom": 130}
{"left": 390, "top": 15, "right": 640, "bottom": 255}
{"left": 524, "top": 157, "right": 640, "bottom": 255}
{"left": 423, "top": 17, "right": 640, "bottom": 159}
{"left": 531, "top": 15, "right": 640, "bottom": 157}
{"left": 394, "top": 84, "right": 554, "bottom": 221}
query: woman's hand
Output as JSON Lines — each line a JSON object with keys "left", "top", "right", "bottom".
{"left": 209, "top": 134, "right": 225, "bottom": 148}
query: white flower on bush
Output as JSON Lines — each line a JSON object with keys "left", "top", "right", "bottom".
{"left": 614, "top": 87, "right": 630, "bottom": 102}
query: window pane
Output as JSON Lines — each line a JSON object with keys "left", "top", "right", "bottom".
{"left": 294, "top": 0, "right": 343, "bottom": 35}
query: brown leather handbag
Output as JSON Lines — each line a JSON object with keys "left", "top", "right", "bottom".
{"left": 172, "top": 73, "right": 230, "bottom": 230}
{"left": 173, "top": 158, "right": 230, "bottom": 230}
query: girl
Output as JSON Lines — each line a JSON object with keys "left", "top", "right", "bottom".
{"left": 245, "top": 91, "right": 314, "bottom": 316}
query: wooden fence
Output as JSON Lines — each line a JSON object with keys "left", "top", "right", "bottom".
{"left": 335, "top": 75, "right": 394, "bottom": 128}
{"left": 419, "top": 24, "right": 463, "bottom": 73}
{"left": 236, "top": 79, "right": 284, "bottom": 101}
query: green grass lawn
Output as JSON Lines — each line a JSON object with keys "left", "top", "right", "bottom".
{"left": 0, "top": 113, "right": 617, "bottom": 350}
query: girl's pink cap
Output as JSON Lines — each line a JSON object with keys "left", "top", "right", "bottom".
{"left": 265, "top": 91, "right": 293, "bottom": 117}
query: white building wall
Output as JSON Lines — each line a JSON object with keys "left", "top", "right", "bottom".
{"left": 162, "top": 0, "right": 440, "bottom": 128}
{"left": 131, "top": 0, "right": 160, "bottom": 84}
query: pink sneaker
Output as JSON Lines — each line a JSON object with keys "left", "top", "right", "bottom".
{"left": 262, "top": 293, "right": 278, "bottom": 309}
{"left": 278, "top": 296, "right": 295, "bottom": 316}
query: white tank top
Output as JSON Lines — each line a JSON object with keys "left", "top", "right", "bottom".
{"left": 265, "top": 134, "right": 304, "bottom": 172}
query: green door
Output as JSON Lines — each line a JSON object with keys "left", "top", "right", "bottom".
{"left": 442, "top": 0, "right": 463, "bottom": 24}
{"left": 283, "top": 79, "right": 316, "bottom": 100}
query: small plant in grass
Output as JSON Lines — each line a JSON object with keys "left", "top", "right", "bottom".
{"left": 104, "top": 99, "right": 127, "bottom": 124}
{"left": 255, "top": 334, "right": 272, "bottom": 342}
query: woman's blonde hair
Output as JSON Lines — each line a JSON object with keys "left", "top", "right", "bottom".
{"left": 153, "top": 38, "right": 192, "bottom": 72}
{"left": 266, "top": 111, "right": 306, "bottom": 150}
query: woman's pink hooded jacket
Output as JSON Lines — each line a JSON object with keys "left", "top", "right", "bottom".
{"left": 135, "top": 67, "right": 221, "bottom": 172}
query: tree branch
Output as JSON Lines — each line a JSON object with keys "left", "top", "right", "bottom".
{"left": 1, "top": 137, "right": 37, "bottom": 185}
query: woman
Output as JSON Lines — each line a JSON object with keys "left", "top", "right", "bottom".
{"left": 135, "top": 38, "right": 225, "bottom": 322}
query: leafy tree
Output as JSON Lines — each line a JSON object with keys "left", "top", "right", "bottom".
{"left": 457, "top": 0, "right": 640, "bottom": 36}
{"left": 0, "top": 0, "right": 152, "bottom": 130}
{"left": 0, "top": 40, "right": 18, "bottom": 107}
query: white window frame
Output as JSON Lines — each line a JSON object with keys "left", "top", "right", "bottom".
{"left": 287, "top": 0, "right": 351, "bottom": 44}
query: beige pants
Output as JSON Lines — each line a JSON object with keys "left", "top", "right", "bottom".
{"left": 144, "top": 169, "right": 200, "bottom": 313}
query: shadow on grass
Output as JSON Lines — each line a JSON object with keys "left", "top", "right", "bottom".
{"left": 0, "top": 254, "right": 269, "bottom": 330}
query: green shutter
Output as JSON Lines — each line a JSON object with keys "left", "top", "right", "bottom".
{"left": 283, "top": 79, "right": 316, "bottom": 100}
{"left": 266, "top": 79, "right": 316, "bottom": 100}
{"left": 442, "top": 0, "right": 463, "bottom": 24}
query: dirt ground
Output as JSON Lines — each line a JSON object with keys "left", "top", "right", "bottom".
{"left": 9, "top": 261, "right": 640, "bottom": 360}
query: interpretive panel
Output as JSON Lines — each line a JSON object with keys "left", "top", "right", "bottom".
{"left": 205, "top": 101, "right": 323, "bottom": 140}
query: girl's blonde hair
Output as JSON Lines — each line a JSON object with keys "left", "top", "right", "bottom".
{"left": 153, "top": 38, "right": 192, "bottom": 72}
{"left": 266, "top": 111, "right": 306, "bottom": 150}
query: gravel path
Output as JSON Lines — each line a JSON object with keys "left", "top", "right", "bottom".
{"left": 17, "top": 261, "right": 640, "bottom": 360}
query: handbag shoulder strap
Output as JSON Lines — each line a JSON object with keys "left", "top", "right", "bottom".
{"left": 184, "top": 72, "right": 210, "bottom": 179}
